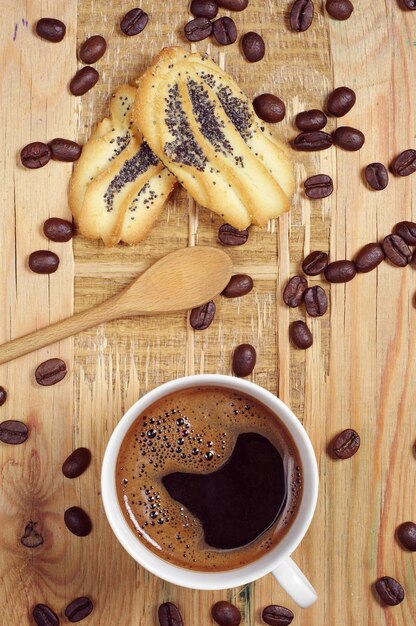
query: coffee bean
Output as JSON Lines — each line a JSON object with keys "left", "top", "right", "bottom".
{"left": 70, "top": 67, "right": 99, "bottom": 96}
{"left": 365, "top": 163, "right": 388, "bottom": 190}
{"left": 221, "top": 274, "right": 253, "bottom": 298}
{"left": 33, "top": 604, "right": 59, "bottom": 626}
{"left": 393, "top": 221, "right": 416, "bottom": 245}
{"left": 20, "top": 521, "right": 44, "bottom": 548}
{"left": 216, "top": 0, "right": 248, "bottom": 9}
{"left": 324, "top": 260, "right": 356, "bottom": 283}
{"left": 20, "top": 142, "right": 51, "bottom": 169}
{"left": 62, "top": 447, "right": 92, "bottom": 479}
{"left": 232, "top": 344, "right": 256, "bottom": 377}
{"left": 396, "top": 521, "right": 416, "bottom": 551}
{"left": 293, "top": 131, "right": 333, "bottom": 151}
{"left": 253, "top": 94, "right": 285, "bottom": 123}
{"left": 65, "top": 597, "right": 93, "bottom": 622}
{"left": 403, "top": 0, "right": 416, "bottom": 8}
{"left": 213, "top": 17, "right": 237, "bottom": 45}
{"left": 289, "top": 321, "right": 313, "bottom": 350}
{"left": 332, "top": 429, "right": 360, "bottom": 459}
{"left": 295, "top": 109, "right": 327, "bottom": 131}
{"left": 35, "top": 358, "right": 67, "bottom": 386}
{"left": 326, "top": 86, "right": 356, "bottom": 116}
{"left": 79, "top": 35, "right": 107, "bottom": 64}
{"left": 354, "top": 243, "right": 385, "bottom": 273}
{"left": 242, "top": 32, "right": 265, "bottom": 62}
{"left": 184, "top": 17, "right": 213, "bottom": 41}
{"left": 36, "top": 18, "right": 66, "bottom": 42}
{"left": 211, "top": 601, "right": 241, "bottom": 626}
{"left": 0, "top": 420, "right": 29, "bottom": 445}
{"left": 190, "top": 0, "right": 219, "bottom": 18}
{"left": 290, "top": 0, "right": 314, "bottom": 32}
{"left": 0, "top": 386, "right": 7, "bottom": 406}
{"left": 43, "top": 218, "right": 75, "bottom": 242}
{"left": 218, "top": 223, "right": 249, "bottom": 245}
{"left": 382, "top": 234, "right": 412, "bottom": 267}
{"left": 120, "top": 8, "right": 149, "bottom": 36}
{"left": 325, "top": 0, "right": 354, "bottom": 20}
{"left": 302, "top": 251, "right": 329, "bottom": 275}
{"left": 158, "top": 602, "right": 183, "bottom": 626}
{"left": 28, "top": 250, "right": 60, "bottom": 274}
{"left": 375, "top": 576, "right": 405, "bottom": 606}
{"left": 332, "top": 126, "right": 365, "bottom": 151}
{"left": 303, "top": 285, "right": 328, "bottom": 317}
{"left": 262, "top": 605, "right": 294, "bottom": 626}
{"left": 190, "top": 301, "right": 216, "bottom": 330}
{"left": 283, "top": 275, "right": 308, "bottom": 307}
{"left": 304, "top": 174, "right": 333, "bottom": 199}
{"left": 48, "top": 138, "right": 82, "bottom": 162}
{"left": 390, "top": 149, "right": 416, "bottom": 177}
{"left": 64, "top": 506, "right": 92, "bottom": 537}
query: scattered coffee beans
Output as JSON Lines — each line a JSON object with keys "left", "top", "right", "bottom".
{"left": 65, "top": 597, "right": 94, "bottom": 622}
{"left": 35, "top": 358, "right": 67, "bottom": 386}
{"left": 33, "top": 604, "right": 59, "bottom": 626}
{"left": 0, "top": 386, "right": 7, "bottom": 406}
{"left": 190, "top": 301, "right": 216, "bottom": 330}
{"left": 62, "top": 447, "right": 92, "bottom": 479}
{"left": 213, "top": 17, "right": 237, "bottom": 45}
{"left": 184, "top": 17, "right": 213, "bottom": 41}
{"left": 253, "top": 94, "right": 285, "bottom": 123}
{"left": 325, "top": 0, "right": 354, "bottom": 20}
{"left": 21, "top": 521, "right": 44, "bottom": 548}
{"left": 332, "top": 428, "right": 360, "bottom": 459}
{"left": 43, "top": 217, "right": 75, "bottom": 242}
{"left": 293, "top": 131, "right": 333, "bottom": 151}
{"left": 64, "top": 506, "right": 92, "bottom": 537}
{"left": 0, "top": 420, "right": 29, "bottom": 445}
{"left": 290, "top": 0, "right": 314, "bottom": 31}
{"left": 36, "top": 18, "right": 66, "bottom": 42}
{"left": 211, "top": 601, "right": 241, "bottom": 626}
{"left": 216, "top": 0, "right": 248, "bottom": 9}
{"left": 20, "top": 142, "right": 51, "bottom": 169}
{"left": 354, "top": 243, "right": 385, "bottom": 273}
{"left": 326, "top": 86, "right": 356, "bottom": 117}
{"left": 242, "top": 32, "right": 265, "bottom": 62}
{"left": 302, "top": 251, "right": 329, "bottom": 275}
{"left": 232, "top": 344, "right": 256, "bottom": 377}
{"left": 382, "top": 234, "right": 412, "bottom": 267}
{"left": 190, "top": 0, "right": 219, "bottom": 18}
{"left": 295, "top": 109, "right": 327, "bottom": 131}
{"left": 218, "top": 223, "right": 249, "bottom": 245}
{"left": 28, "top": 250, "right": 60, "bottom": 274}
{"left": 375, "top": 576, "right": 405, "bottom": 606}
{"left": 48, "top": 138, "right": 82, "bottom": 162}
{"left": 70, "top": 67, "right": 99, "bottom": 96}
{"left": 79, "top": 35, "right": 107, "bottom": 64}
{"left": 390, "top": 149, "right": 416, "bottom": 176}
{"left": 283, "top": 275, "right": 308, "bottom": 307}
{"left": 120, "top": 8, "right": 149, "bottom": 36}
{"left": 158, "top": 602, "right": 183, "bottom": 626}
{"left": 396, "top": 521, "right": 416, "bottom": 551}
{"left": 324, "top": 260, "right": 356, "bottom": 283}
{"left": 289, "top": 321, "right": 313, "bottom": 349}
{"left": 262, "top": 605, "right": 294, "bottom": 626}
{"left": 393, "top": 221, "right": 416, "bottom": 245}
{"left": 222, "top": 274, "right": 253, "bottom": 298}
{"left": 304, "top": 285, "right": 328, "bottom": 317}
{"left": 365, "top": 163, "right": 388, "bottom": 190}
{"left": 332, "top": 126, "right": 365, "bottom": 151}
{"left": 304, "top": 174, "right": 333, "bottom": 199}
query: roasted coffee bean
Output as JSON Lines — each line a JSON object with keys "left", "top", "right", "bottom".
{"left": 62, "top": 447, "right": 92, "bottom": 479}
{"left": 221, "top": 274, "right": 253, "bottom": 298}
{"left": 190, "top": 0, "right": 219, "bottom": 18}
{"left": 158, "top": 602, "right": 183, "bottom": 626}
{"left": 332, "top": 428, "right": 360, "bottom": 459}
{"left": 325, "top": 0, "right": 354, "bottom": 20}
{"left": 403, "top": 0, "right": 416, "bottom": 8}
{"left": 253, "top": 94, "right": 285, "bottom": 123}
{"left": 70, "top": 67, "right": 99, "bottom": 96}
{"left": 241, "top": 32, "right": 265, "bottom": 62}
{"left": 48, "top": 138, "right": 82, "bottom": 162}
{"left": 302, "top": 250, "right": 329, "bottom": 276}
{"left": 213, "top": 17, "right": 237, "bottom": 45}
{"left": 262, "top": 605, "right": 294, "bottom": 626}
{"left": 216, "top": 0, "right": 248, "bottom": 9}
{"left": 375, "top": 576, "right": 405, "bottom": 606}
{"left": 36, "top": 18, "right": 66, "bottom": 42}
{"left": 28, "top": 250, "right": 60, "bottom": 274}
{"left": 324, "top": 260, "right": 356, "bottom": 283}
{"left": 65, "top": 597, "right": 93, "bottom": 622}
{"left": 293, "top": 131, "right": 333, "bottom": 151}
{"left": 303, "top": 285, "right": 328, "bottom": 317}
{"left": 232, "top": 344, "right": 256, "bottom": 378}
{"left": 295, "top": 109, "right": 327, "bottom": 131}
{"left": 64, "top": 506, "right": 92, "bottom": 537}
{"left": 333, "top": 126, "right": 365, "bottom": 151}
{"left": 382, "top": 234, "right": 412, "bottom": 267}
{"left": 365, "top": 163, "right": 388, "bottom": 190}
{"left": 211, "top": 601, "right": 241, "bottom": 626}
{"left": 393, "top": 221, "right": 416, "bottom": 245}
{"left": 79, "top": 35, "right": 107, "bottom": 64}
{"left": 283, "top": 275, "right": 308, "bottom": 307}
{"left": 396, "top": 521, "right": 416, "bottom": 551}
{"left": 33, "top": 604, "right": 59, "bottom": 626}
{"left": 43, "top": 218, "right": 75, "bottom": 242}
{"left": 190, "top": 301, "right": 216, "bottom": 330}
{"left": 354, "top": 243, "right": 385, "bottom": 273}
{"left": 0, "top": 420, "right": 29, "bottom": 445}
{"left": 290, "top": 0, "right": 314, "bottom": 32}
{"left": 0, "top": 386, "right": 7, "bottom": 406}
{"left": 326, "top": 86, "right": 356, "bottom": 116}
{"left": 35, "top": 358, "right": 67, "bottom": 386}
{"left": 120, "top": 8, "right": 149, "bottom": 36}
{"left": 289, "top": 321, "right": 313, "bottom": 350}
{"left": 184, "top": 17, "right": 213, "bottom": 41}
{"left": 21, "top": 521, "right": 44, "bottom": 548}
{"left": 390, "top": 149, "right": 416, "bottom": 177}
{"left": 218, "top": 223, "right": 249, "bottom": 245}
{"left": 20, "top": 142, "right": 51, "bottom": 169}
{"left": 304, "top": 174, "right": 333, "bottom": 199}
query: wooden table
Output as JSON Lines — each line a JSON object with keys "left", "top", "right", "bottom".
{"left": 1, "top": 1, "right": 415, "bottom": 624}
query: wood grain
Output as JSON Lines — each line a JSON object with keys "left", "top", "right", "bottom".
{"left": 1, "top": 0, "right": 416, "bottom": 625}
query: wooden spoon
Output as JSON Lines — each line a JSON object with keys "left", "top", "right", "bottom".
{"left": 0, "top": 246, "right": 232, "bottom": 365}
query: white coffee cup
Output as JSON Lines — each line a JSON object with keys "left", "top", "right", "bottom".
{"left": 101, "top": 375, "right": 319, "bottom": 608}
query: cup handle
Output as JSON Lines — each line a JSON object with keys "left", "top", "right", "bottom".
{"left": 272, "top": 557, "right": 317, "bottom": 608}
